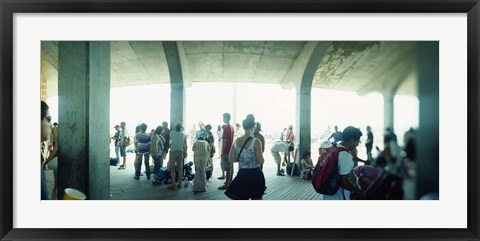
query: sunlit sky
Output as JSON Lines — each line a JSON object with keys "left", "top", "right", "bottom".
{"left": 47, "top": 82, "right": 418, "bottom": 144}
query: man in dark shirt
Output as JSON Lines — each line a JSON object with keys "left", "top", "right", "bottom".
{"left": 161, "top": 121, "right": 170, "bottom": 161}
{"left": 365, "top": 125, "right": 374, "bottom": 161}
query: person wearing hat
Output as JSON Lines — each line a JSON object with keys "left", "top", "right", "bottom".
{"left": 253, "top": 122, "right": 265, "bottom": 169}
{"left": 112, "top": 124, "right": 121, "bottom": 162}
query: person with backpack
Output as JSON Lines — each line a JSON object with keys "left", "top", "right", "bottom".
{"left": 313, "top": 126, "right": 365, "bottom": 200}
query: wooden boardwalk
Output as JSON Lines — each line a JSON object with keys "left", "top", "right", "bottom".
{"left": 109, "top": 165, "right": 320, "bottom": 200}
{"left": 43, "top": 152, "right": 320, "bottom": 200}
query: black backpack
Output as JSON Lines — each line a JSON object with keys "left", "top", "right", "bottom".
{"left": 286, "top": 162, "right": 300, "bottom": 176}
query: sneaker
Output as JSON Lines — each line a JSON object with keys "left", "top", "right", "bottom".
{"left": 277, "top": 172, "right": 285, "bottom": 176}
{"left": 218, "top": 185, "right": 229, "bottom": 190}
{"left": 134, "top": 176, "right": 140, "bottom": 180}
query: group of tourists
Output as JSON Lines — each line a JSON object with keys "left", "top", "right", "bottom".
{"left": 42, "top": 98, "right": 412, "bottom": 201}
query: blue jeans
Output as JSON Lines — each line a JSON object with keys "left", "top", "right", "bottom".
{"left": 151, "top": 154, "right": 163, "bottom": 176}
{"left": 115, "top": 145, "right": 121, "bottom": 161}
{"left": 135, "top": 153, "right": 150, "bottom": 178}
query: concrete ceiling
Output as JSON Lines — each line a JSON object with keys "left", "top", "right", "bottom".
{"left": 41, "top": 41, "right": 417, "bottom": 97}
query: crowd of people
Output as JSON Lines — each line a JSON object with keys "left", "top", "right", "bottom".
{"left": 41, "top": 99, "right": 416, "bottom": 200}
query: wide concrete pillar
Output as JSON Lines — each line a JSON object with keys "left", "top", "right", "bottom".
{"left": 57, "top": 41, "right": 110, "bottom": 200}
{"left": 383, "top": 92, "right": 395, "bottom": 131}
{"left": 294, "top": 42, "right": 332, "bottom": 166}
{"left": 415, "top": 42, "right": 439, "bottom": 199}
{"left": 163, "top": 42, "right": 186, "bottom": 127}
{"left": 40, "top": 73, "right": 48, "bottom": 101}
{"left": 295, "top": 91, "right": 311, "bottom": 165}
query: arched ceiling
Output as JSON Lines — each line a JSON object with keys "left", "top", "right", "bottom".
{"left": 41, "top": 41, "right": 417, "bottom": 97}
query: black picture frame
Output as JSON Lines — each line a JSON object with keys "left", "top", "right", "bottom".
{"left": 1, "top": 1, "right": 479, "bottom": 240}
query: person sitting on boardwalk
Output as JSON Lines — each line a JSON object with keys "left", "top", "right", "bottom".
{"left": 192, "top": 136, "right": 210, "bottom": 193}
{"left": 224, "top": 114, "right": 266, "bottom": 200}
{"left": 300, "top": 151, "right": 314, "bottom": 179}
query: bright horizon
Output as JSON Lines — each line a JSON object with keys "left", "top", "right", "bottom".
{"left": 47, "top": 82, "right": 419, "bottom": 144}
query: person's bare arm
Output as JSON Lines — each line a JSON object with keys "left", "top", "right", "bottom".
{"left": 229, "top": 144, "right": 236, "bottom": 163}
{"left": 153, "top": 138, "right": 159, "bottom": 156}
{"left": 340, "top": 174, "right": 364, "bottom": 198}
{"left": 222, "top": 137, "right": 227, "bottom": 153}
{"left": 183, "top": 138, "right": 188, "bottom": 158}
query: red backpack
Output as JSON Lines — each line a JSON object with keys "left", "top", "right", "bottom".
{"left": 311, "top": 145, "right": 349, "bottom": 195}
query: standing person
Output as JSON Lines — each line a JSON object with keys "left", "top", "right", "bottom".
{"left": 365, "top": 125, "right": 374, "bottom": 161}
{"left": 320, "top": 126, "right": 365, "bottom": 200}
{"left": 218, "top": 113, "right": 235, "bottom": 190}
{"left": 254, "top": 122, "right": 265, "bottom": 169}
{"left": 217, "top": 125, "right": 226, "bottom": 180}
{"left": 327, "top": 125, "right": 343, "bottom": 145}
{"left": 112, "top": 124, "right": 121, "bottom": 162}
{"left": 168, "top": 121, "right": 188, "bottom": 190}
{"left": 134, "top": 123, "right": 151, "bottom": 180}
{"left": 43, "top": 122, "right": 59, "bottom": 199}
{"left": 204, "top": 124, "right": 215, "bottom": 180}
{"left": 161, "top": 121, "right": 171, "bottom": 161}
{"left": 118, "top": 122, "right": 128, "bottom": 169}
{"left": 284, "top": 124, "right": 295, "bottom": 144}
{"left": 40, "top": 101, "right": 52, "bottom": 200}
{"left": 195, "top": 121, "right": 206, "bottom": 140}
{"left": 280, "top": 128, "right": 287, "bottom": 141}
{"left": 253, "top": 122, "right": 265, "bottom": 153}
{"left": 192, "top": 137, "right": 210, "bottom": 193}
{"left": 224, "top": 114, "right": 266, "bottom": 200}
{"left": 270, "top": 140, "right": 294, "bottom": 176}
{"left": 151, "top": 126, "right": 164, "bottom": 184}
{"left": 234, "top": 123, "right": 243, "bottom": 140}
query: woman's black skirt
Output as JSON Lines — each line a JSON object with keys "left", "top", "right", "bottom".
{"left": 225, "top": 168, "right": 266, "bottom": 200}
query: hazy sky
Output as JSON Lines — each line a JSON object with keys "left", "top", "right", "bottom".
{"left": 47, "top": 82, "right": 418, "bottom": 143}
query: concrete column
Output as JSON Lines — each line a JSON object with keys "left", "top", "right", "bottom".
{"left": 295, "top": 91, "right": 311, "bottom": 166}
{"left": 383, "top": 92, "right": 395, "bottom": 131}
{"left": 57, "top": 41, "right": 110, "bottom": 200}
{"left": 41, "top": 73, "right": 48, "bottom": 101}
{"left": 415, "top": 42, "right": 439, "bottom": 199}
{"left": 294, "top": 42, "right": 332, "bottom": 166}
{"left": 163, "top": 42, "right": 185, "bottom": 127}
